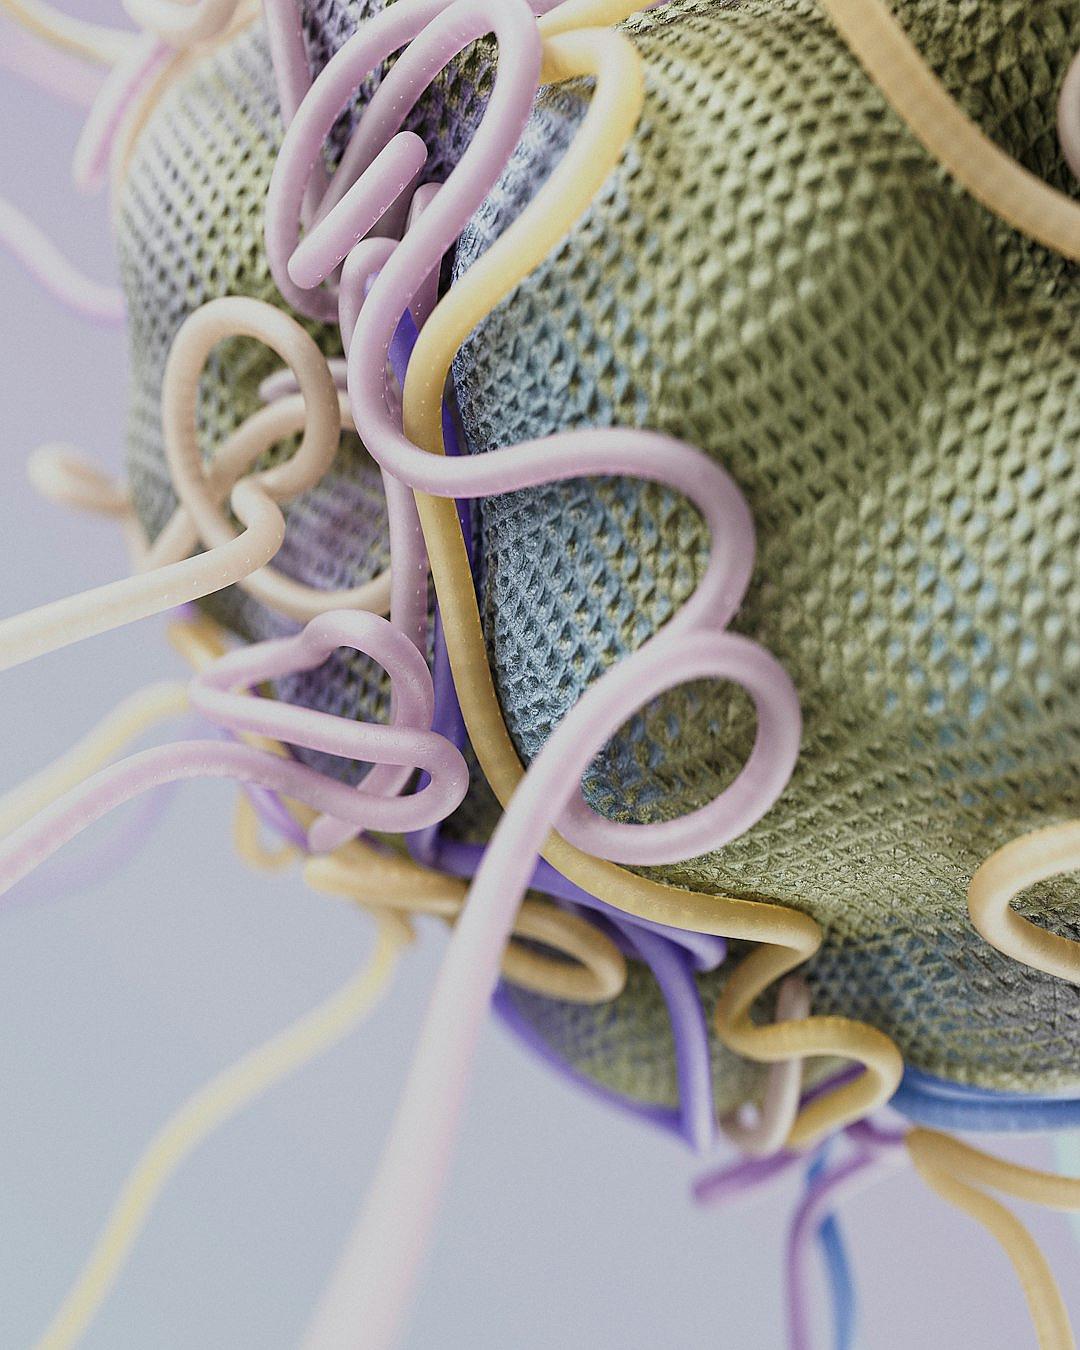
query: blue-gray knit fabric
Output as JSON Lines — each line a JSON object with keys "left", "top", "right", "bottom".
{"left": 116, "top": 0, "right": 1080, "bottom": 1108}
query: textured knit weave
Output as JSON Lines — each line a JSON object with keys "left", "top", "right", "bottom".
{"left": 119, "top": 23, "right": 396, "bottom": 770}
{"left": 117, "top": 0, "right": 1080, "bottom": 1106}
{"left": 118, "top": 7, "right": 496, "bottom": 778}
{"left": 502, "top": 959, "right": 773, "bottom": 1115}
{"left": 454, "top": 0, "right": 1080, "bottom": 1093}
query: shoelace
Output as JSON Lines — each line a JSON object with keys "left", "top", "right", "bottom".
{"left": 3, "top": 0, "right": 1080, "bottom": 1345}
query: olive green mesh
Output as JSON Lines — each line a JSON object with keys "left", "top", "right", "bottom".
{"left": 118, "top": 25, "right": 396, "bottom": 764}
{"left": 116, "top": 0, "right": 1080, "bottom": 1109}
{"left": 455, "top": 0, "right": 1080, "bottom": 1093}
{"left": 503, "top": 962, "right": 767, "bottom": 1114}
{"left": 117, "top": 8, "right": 493, "bottom": 777}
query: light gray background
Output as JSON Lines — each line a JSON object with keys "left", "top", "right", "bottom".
{"left": 1, "top": 6, "right": 1078, "bottom": 1345}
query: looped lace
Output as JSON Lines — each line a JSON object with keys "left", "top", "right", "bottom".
{"left": 968, "top": 822, "right": 1080, "bottom": 985}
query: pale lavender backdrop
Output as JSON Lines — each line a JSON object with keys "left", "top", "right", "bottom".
{"left": 0, "top": 5, "right": 1077, "bottom": 1346}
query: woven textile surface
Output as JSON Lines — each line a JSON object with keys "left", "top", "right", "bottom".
{"left": 455, "top": 0, "right": 1080, "bottom": 1094}
{"left": 117, "top": 0, "right": 1080, "bottom": 1106}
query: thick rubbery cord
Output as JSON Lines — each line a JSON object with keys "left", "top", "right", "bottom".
{"left": 968, "top": 823, "right": 1080, "bottom": 985}
{"left": 908, "top": 1129, "right": 1080, "bottom": 1350}
{"left": 0, "top": 0, "right": 133, "bottom": 64}
{"left": 816, "top": 0, "right": 1080, "bottom": 260}
{"left": 351, "top": 20, "right": 900, "bottom": 1146}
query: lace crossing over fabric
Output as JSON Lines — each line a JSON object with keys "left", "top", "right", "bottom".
{"left": 117, "top": 0, "right": 1080, "bottom": 1106}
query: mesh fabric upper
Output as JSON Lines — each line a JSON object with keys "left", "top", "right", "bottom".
{"left": 454, "top": 0, "right": 1080, "bottom": 1091}
{"left": 119, "top": 22, "right": 395, "bottom": 762}
{"left": 116, "top": 0, "right": 1080, "bottom": 1105}
{"left": 118, "top": 4, "right": 496, "bottom": 776}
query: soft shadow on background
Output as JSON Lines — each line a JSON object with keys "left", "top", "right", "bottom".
{"left": 1, "top": 5, "right": 1077, "bottom": 1346}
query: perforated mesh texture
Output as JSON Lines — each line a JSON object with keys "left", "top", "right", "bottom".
{"left": 454, "top": 0, "right": 1080, "bottom": 1092}
{"left": 118, "top": 7, "right": 496, "bottom": 779}
{"left": 503, "top": 960, "right": 773, "bottom": 1114}
{"left": 117, "top": 0, "right": 1080, "bottom": 1107}
{"left": 119, "top": 24, "right": 396, "bottom": 770}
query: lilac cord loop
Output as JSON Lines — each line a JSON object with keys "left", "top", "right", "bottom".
{"left": 260, "top": 3, "right": 806, "bottom": 1342}
{"left": 266, "top": 0, "right": 800, "bottom": 865}
{"left": 1, "top": 0, "right": 806, "bottom": 1341}
{"left": 0, "top": 610, "right": 470, "bottom": 895}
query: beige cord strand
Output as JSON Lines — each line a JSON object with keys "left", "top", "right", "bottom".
{"left": 816, "top": 0, "right": 1080, "bottom": 260}
{"left": 166, "top": 611, "right": 229, "bottom": 669}
{"left": 146, "top": 389, "right": 393, "bottom": 621}
{"left": 27, "top": 445, "right": 133, "bottom": 520}
{"left": 26, "top": 445, "right": 151, "bottom": 567}
{"left": 305, "top": 837, "right": 627, "bottom": 1004}
{"left": 33, "top": 912, "right": 411, "bottom": 1350}
{"left": 168, "top": 613, "right": 624, "bottom": 1005}
{"left": 29, "top": 397, "right": 391, "bottom": 629}
{"left": 402, "top": 23, "right": 902, "bottom": 1148}
{"left": 0, "top": 0, "right": 134, "bottom": 65}
{"left": 908, "top": 1129, "right": 1080, "bottom": 1350}
{"left": 0, "top": 681, "right": 189, "bottom": 837}
{"left": 536, "top": 0, "right": 646, "bottom": 37}
{"left": 968, "top": 822, "right": 1080, "bottom": 985}
{"left": 721, "top": 975, "right": 809, "bottom": 1156}
{"left": 120, "top": 0, "right": 243, "bottom": 49}
{"left": 0, "top": 299, "right": 341, "bottom": 674}
{"left": 105, "top": 0, "right": 261, "bottom": 205}
{"left": 233, "top": 792, "right": 299, "bottom": 871}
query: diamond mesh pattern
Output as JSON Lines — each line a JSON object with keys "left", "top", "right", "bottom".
{"left": 454, "top": 0, "right": 1080, "bottom": 1091}
{"left": 503, "top": 961, "right": 769, "bottom": 1113}
{"left": 116, "top": 0, "right": 1080, "bottom": 1105}
{"left": 118, "top": 25, "right": 395, "bottom": 762}
{"left": 118, "top": 11, "right": 499, "bottom": 771}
